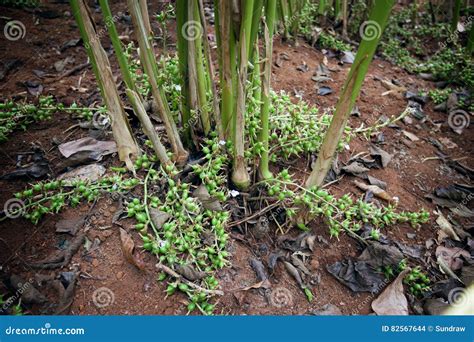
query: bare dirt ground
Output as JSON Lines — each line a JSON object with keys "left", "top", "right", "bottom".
{"left": 0, "top": 2, "right": 472, "bottom": 315}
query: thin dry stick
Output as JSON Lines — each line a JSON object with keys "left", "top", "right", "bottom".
{"left": 226, "top": 201, "right": 281, "bottom": 228}
{"left": 156, "top": 263, "right": 224, "bottom": 296}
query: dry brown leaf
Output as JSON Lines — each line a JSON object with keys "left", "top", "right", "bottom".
{"left": 371, "top": 270, "right": 409, "bottom": 315}
{"left": 354, "top": 180, "right": 394, "bottom": 203}
{"left": 119, "top": 228, "right": 145, "bottom": 270}
{"left": 435, "top": 211, "right": 460, "bottom": 241}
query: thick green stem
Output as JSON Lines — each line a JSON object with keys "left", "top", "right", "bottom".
{"left": 198, "top": 0, "right": 224, "bottom": 139}
{"left": 127, "top": 89, "right": 171, "bottom": 168}
{"left": 71, "top": 0, "right": 139, "bottom": 170}
{"left": 342, "top": 0, "right": 348, "bottom": 37}
{"left": 232, "top": 34, "right": 251, "bottom": 189}
{"left": 305, "top": 0, "right": 394, "bottom": 189}
{"left": 467, "top": 22, "right": 474, "bottom": 53}
{"left": 334, "top": 0, "right": 341, "bottom": 20}
{"left": 176, "top": 0, "right": 192, "bottom": 145}
{"left": 451, "top": 0, "right": 461, "bottom": 32}
{"left": 98, "top": 0, "right": 137, "bottom": 95}
{"left": 258, "top": 0, "right": 277, "bottom": 180}
{"left": 191, "top": 0, "right": 211, "bottom": 135}
{"left": 219, "top": 0, "right": 234, "bottom": 139}
{"left": 128, "top": 0, "right": 188, "bottom": 164}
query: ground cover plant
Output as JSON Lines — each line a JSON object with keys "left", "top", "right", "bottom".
{"left": 0, "top": 0, "right": 472, "bottom": 316}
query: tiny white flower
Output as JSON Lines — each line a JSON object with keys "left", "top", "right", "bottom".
{"left": 230, "top": 190, "right": 240, "bottom": 197}
{"left": 219, "top": 140, "right": 226, "bottom": 146}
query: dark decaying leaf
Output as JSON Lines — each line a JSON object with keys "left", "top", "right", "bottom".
{"left": 175, "top": 264, "right": 206, "bottom": 281}
{"left": 296, "top": 61, "right": 309, "bottom": 72}
{"left": 0, "top": 59, "right": 22, "bottom": 81}
{"left": 24, "top": 80, "right": 43, "bottom": 96}
{"left": 367, "top": 175, "right": 387, "bottom": 189}
{"left": 358, "top": 241, "right": 404, "bottom": 268}
{"left": 434, "top": 184, "right": 474, "bottom": 202}
{"left": 250, "top": 258, "right": 268, "bottom": 282}
{"left": 277, "top": 232, "right": 316, "bottom": 252}
{"left": 369, "top": 145, "right": 392, "bottom": 168}
{"left": 54, "top": 56, "right": 74, "bottom": 73}
{"left": 60, "top": 38, "right": 81, "bottom": 51}
{"left": 318, "top": 86, "right": 333, "bottom": 96}
{"left": 58, "top": 137, "right": 117, "bottom": 159}
{"left": 290, "top": 254, "right": 312, "bottom": 276}
{"left": 119, "top": 228, "right": 145, "bottom": 271}
{"left": 193, "top": 184, "right": 223, "bottom": 211}
{"left": 371, "top": 269, "right": 409, "bottom": 315}
{"left": 30, "top": 233, "right": 85, "bottom": 269}
{"left": 55, "top": 216, "right": 86, "bottom": 235}
{"left": 54, "top": 272, "right": 78, "bottom": 315}
{"left": 268, "top": 251, "right": 286, "bottom": 272}
{"left": 0, "top": 149, "right": 50, "bottom": 180}
{"left": 284, "top": 261, "right": 304, "bottom": 288}
{"left": 327, "top": 259, "right": 386, "bottom": 293}
{"left": 394, "top": 241, "right": 424, "bottom": 259}
{"left": 435, "top": 246, "right": 470, "bottom": 271}
{"left": 341, "top": 162, "right": 369, "bottom": 176}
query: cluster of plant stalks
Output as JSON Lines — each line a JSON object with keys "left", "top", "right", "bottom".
{"left": 2, "top": 0, "right": 434, "bottom": 313}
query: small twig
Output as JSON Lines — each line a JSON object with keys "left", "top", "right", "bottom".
{"left": 55, "top": 61, "right": 90, "bottom": 80}
{"left": 322, "top": 175, "right": 344, "bottom": 188}
{"left": 156, "top": 263, "right": 224, "bottom": 296}
{"left": 226, "top": 201, "right": 282, "bottom": 228}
